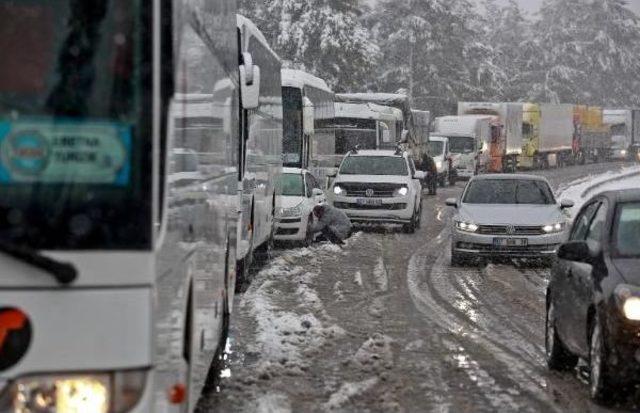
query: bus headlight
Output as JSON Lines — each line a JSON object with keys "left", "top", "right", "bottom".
{"left": 2, "top": 370, "right": 146, "bottom": 413}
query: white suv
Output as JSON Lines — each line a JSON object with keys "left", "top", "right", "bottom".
{"left": 330, "top": 149, "right": 424, "bottom": 233}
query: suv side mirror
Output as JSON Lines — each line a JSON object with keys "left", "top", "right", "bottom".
{"left": 240, "top": 52, "right": 260, "bottom": 110}
{"left": 560, "top": 199, "right": 575, "bottom": 209}
{"left": 414, "top": 171, "right": 426, "bottom": 180}
{"left": 400, "top": 130, "right": 409, "bottom": 143}
{"left": 557, "top": 241, "right": 600, "bottom": 263}
{"left": 445, "top": 198, "right": 458, "bottom": 208}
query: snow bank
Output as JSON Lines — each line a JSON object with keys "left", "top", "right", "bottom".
{"left": 558, "top": 165, "right": 640, "bottom": 218}
{"left": 324, "top": 378, "right": 379, "bottom": 411}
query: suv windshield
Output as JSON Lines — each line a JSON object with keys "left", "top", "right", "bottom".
{"left": 0, "top": 0, "right": 151, "bottom": 250}
{"left": 339, "top": 156, "right": 408, "bottom": 176}
{"left": 448, "top": 136, "right": 475, "bottom": 154}
{"left": 614, "top": 202, "right": 640, "bottom": 258}
{"left": 463, "top": 179, "right": 555, "bottom": 205}
{"left": 279, "top": 173, "right": 305, "bottom": 197}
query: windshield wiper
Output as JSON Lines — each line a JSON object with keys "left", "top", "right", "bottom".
{"left": 0, "top": 240, "right": 77, "bottom": 285}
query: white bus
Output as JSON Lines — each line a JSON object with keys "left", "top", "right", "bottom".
{"left": 281, "top": 69, "right": 335, "bottom": 185}
{"left": 235, "top": 15, "right": 283, "bottom": 289}
{"left": 0, "top": 1, "right": 260, "bottom": 412}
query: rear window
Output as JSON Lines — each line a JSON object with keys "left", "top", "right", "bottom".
{"left": 463, "top": 179, "right": 555, "bottom": 205}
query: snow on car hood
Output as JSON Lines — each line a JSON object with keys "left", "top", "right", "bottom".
{"left": 334, "top": 174, "right": 411, "bottom": 185}
{"left": 458, "top": 204, "right": 565, "bottom": 226}
{"left": 279, "top": 195, "right": 305, "bottom": 209}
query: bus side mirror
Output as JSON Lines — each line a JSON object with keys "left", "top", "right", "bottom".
{"left": 303, "top": 97, "right": 315, "bottom": 135}
{"left": 400, "top": 129, "right": 409, "bottom": 143}
{"left": 240, "top": 52, "right": 260, "bottom": 110}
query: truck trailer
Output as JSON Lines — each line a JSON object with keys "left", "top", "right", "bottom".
{"left": 574, "top": 105, "right": 612, "bottom": 164}
{"left": 520, "top": 103, "right": 575, "bottom": 169}
{"left": 458, "top": 102, "right": 523, "bottom": 172}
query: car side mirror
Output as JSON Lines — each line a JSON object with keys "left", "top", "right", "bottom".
{"left": 414, "top": 171, "right": 426, "bottom": 180}
{"left": 445, "top": 198, "right": 458, "bottom": 208}
{"left": 240, "top": 52, "right": 260, "bottom": 110}
{"left": 557, "top": 241, "right": 601, "bottom": 264}
{"left": 560, "top": 199, "right": 575, "bottom": 209}
{"left": 312, "top": 188, "right": 324, "bottom": 197}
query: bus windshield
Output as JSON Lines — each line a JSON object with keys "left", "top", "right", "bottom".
{"left": 0, "top": 0, "right": 151, "bottom": 250}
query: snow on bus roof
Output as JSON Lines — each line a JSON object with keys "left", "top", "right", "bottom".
{"left": 236, "top": 14, "right": 280, "bottom": 62}
{"left": 335, "top": 93, "right": 410, "bottom": 107}
{"left": 281, "top": 69, "right": 332, "bottom": 93}
{"left": 335, "top": 102, "right": 403, "bottom": 120}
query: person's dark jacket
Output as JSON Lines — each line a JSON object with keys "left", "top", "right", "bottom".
{"left": 311, "top": 205, "right": 352, "bottom": 240}
{"left": 420, "top": 154, "right": 438, "bottom": 175}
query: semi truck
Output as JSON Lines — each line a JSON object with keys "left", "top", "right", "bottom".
{"left": 520, "top": 103, "right": 575, "bottom": 169}
{"left": 458, "top": 102, "right": 523, "bottom": 172}
{"left": 573, "top": 106, "right": 612, "bottom": 164}
{"left": 432, "top": 115, "right": 497, "bottom": 179}
{"left": 603, "top": 109, "right": 640, "bottom": 161}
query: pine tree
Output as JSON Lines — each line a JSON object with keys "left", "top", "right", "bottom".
{"left": 239, "top": 0, "right": 379, "bottom": 91}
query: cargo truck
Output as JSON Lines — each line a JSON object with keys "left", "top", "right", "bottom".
{"left": 432, "top": 115, "right": 497, "bottom": 179}
{"left": 520, "top": 103, "right": 575, "bottom": 169}
{"left": 603, "top": 109, "right": 640, "bottom": 161}
{"left": 458, "top": 102, "right": 523, "bottom": 172}
{"left": 573, "top": 106, "right": 612, "bottom": 164}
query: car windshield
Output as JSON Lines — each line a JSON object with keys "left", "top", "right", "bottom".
{"left": 339, "top": 156, "right": 408, "bottom": 176}
{"left": 279, "top": 173, "right": 305, "bottom": 196}
{"left": 448, "top": 136, "right": 475, "bottom": 154}
{"left": 463, "top": 179, "right": 555, "bottom": 205}
{"left": 614, "top": 202, "right": 640, "bottom": 258}
{"left": 428, "top": 141, "right": 445, "bottom": 156}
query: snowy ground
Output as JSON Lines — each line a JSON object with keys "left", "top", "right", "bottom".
{"left": 197, "top": 162, "right": 640, "bottom": 413}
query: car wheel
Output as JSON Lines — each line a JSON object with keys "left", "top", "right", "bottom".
{"left": 302, "top": 216, "right": 314, "bottom": 247}
{"left": 545, "top": 300, "right": 578, "bottom": 371}
{"left": 590, "top": 319, "right": 615, "bottom": 402}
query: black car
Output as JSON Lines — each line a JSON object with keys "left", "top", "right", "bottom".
{"left": 545, "top": 189, "right": 640, "bottom": 402}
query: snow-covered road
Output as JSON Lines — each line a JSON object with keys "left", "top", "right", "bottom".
{"left": 197, "top": 162, "right": 639, "bottom": 413}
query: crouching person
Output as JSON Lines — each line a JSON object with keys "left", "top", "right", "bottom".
{"left": 312, "top": 204, "right": 353, "bottom": 245}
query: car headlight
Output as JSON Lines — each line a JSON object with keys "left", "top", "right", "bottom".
{"left": 615, "top": 284, "right": 640, "bottom": 321}
{"left": 333, "top": 185, "right": 345, "bottom": 196}
{"left": 542, "top": 223, "right": 564, "bottom": 234}
{"left": 1, "top": 370, "right": 146, "bottom": 413}
{"left": 455, "top": 221, "right": 478, "bottom": 233}
{"left": 435, "top": 161, "right": 443, "bottom": 170}
{"left": 620, "top": 149, "right": 628, "bottom": 156}
{"left": 393, "top": 187, "right": 409, "bottom": 197}
{"left": 280, "top": 202, "right": 303, "bottom": 218}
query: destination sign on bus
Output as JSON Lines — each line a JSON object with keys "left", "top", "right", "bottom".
{"left": 0, "top": 119, "right": 131, "bottom": 185}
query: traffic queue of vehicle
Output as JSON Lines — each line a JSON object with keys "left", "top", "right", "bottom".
{"left": 1, "top": 1, "right": 639, "bottom": 412}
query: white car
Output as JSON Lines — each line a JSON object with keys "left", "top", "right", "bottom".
{"left": 428, "top": 135, "right": 455, "bottom": 186}
{"left": 447, "top": 174, "right": 574, "bottom": 266}
{"left": 275, "top": 168, "right": 327, "bottom": 245}
{"left": 330, "top": 149, "right": 424, "bottom": 233}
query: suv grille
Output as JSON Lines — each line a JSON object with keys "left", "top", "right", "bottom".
{"left": 338, "top": 182, "right": 404, "bottom": 198}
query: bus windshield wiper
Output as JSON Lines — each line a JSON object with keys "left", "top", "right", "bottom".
{"left": 0, "top": 240, "right": 77, "bottom": 285}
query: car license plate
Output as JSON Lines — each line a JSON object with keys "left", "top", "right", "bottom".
{"left": 356, "top": 198, "right": 382, "bottom": 206}
{"left": 493, "top": 238, "right": 528, "bottom": 247}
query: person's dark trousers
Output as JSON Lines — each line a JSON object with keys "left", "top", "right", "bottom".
{"left": 321, "top": 227, "right": 345, "bottom": 245}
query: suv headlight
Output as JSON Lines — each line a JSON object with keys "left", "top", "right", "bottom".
{"left": 455, "top": 221, "right": 478, "bottom": 233}
{"left": 0, "top": 370, "right": 147, "bottom": 413}
{"left": 614, "top": 284, "right": 640, "bottom": 321}
{"left": 542, "top": 223, "right": 564, "bottom": 234}
{"left": 280, "top": 202, "right": 303, "bottom": 218}
{"left": 333, "top": 185, "right": 345, "bottom": 196}
{"left": 393, "top": 187, "right": 409, "bottom": 197}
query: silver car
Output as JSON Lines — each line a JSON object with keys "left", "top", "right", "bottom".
{"left": 446, "top": 174, "right": 574, "bottom": 265}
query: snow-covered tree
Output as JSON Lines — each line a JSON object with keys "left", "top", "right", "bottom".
{"left": 239, "top": 0, "right": 380, "bottom": 91}
{"left": 530, "top": 0, "right": 640, "bottom": 106}
{"left": 371, "top": 0, "right": 504, "bottom": 116}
